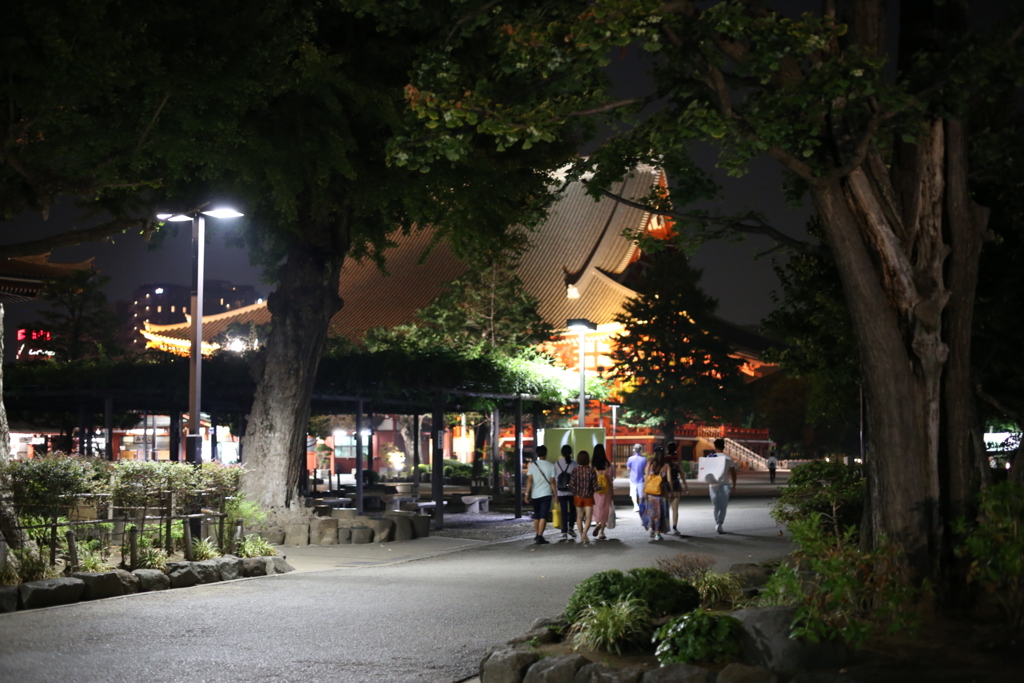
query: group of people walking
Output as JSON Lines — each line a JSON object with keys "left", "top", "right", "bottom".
{"left": 524, "top": 438, "right": 738, "bottom": 544}
{"left": 523, "top": 444, "right": 616, "bottom": 544}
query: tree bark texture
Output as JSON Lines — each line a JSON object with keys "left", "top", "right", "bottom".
{"left": 0, "top": 305, "right": 27, "bottom": 548}
{"left": 240, "top": 224, "right": 347, "bottom": 512}
{"left": 810, "top": 115, "right": 988, "bottom": 581}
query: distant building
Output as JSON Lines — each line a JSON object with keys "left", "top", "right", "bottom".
{"left": 128, "top": 281, "right": 260, "bottom": 349}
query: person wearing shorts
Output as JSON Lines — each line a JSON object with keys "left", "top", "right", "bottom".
{"left": 524, "top": 446, "right": 556, "bottom": 544}
{"left": 568, "top": 450, "right": 598, "bottom": 544}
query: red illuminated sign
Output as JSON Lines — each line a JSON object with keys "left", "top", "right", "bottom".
{"left": 17, "top": 329, "right": 51, "bottom": 342}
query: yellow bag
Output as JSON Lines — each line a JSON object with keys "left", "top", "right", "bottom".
{"left": 551, "top": 501, "right": 562, "bottom": 528}
{"left": 596, "top": 472, "right": 610, "bottom": 495}
{"left": 644, "top": 473, "right": 664, "bottom": 496}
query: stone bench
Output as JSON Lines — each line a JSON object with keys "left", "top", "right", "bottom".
{"left": 461, "top": 495, "right": 492, "bottom": 513}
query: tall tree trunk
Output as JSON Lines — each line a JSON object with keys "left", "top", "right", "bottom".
{"left": 240, "top": 223, "right": 347, "bottom": 513}
{"left": 0, "top": 304, "right": 26, "bottom": 548}
{"left": 811, "top": 114, "right": 989, "bottom": 584}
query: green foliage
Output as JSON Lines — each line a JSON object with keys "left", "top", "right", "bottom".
{"left": 612, "top": 250, "right": 747, "bottom": 434}
{"left": 191, "top": 537, "right": 221, "bottom": 562}
{"left": 135, "top": 547, "right": 168, "bottom": 571}
{"left": 29, "top": 270, "right": 122, "bottom": 361}
{"left": 770, "top": 515, "right": 927, "bottom": 648}
{"left": 76, "top": 547, "right": 113, "bottom": 573}
{"left": 225, "top": 496, "right": 266, "bottom": 531}
{"left": 2, "top": 455, "right": 104, "bottom": 519}
{"left": 654, "top": 610, "right": 741, "bottom": 666}
{"left": 656, "top": 553, "right": 742, "bottom": 609}
{"left": 771, "top": 460, "right": 864, "bottom": 535}
{"left": 564, "top": 568, "right": 700, "bottom": 623}
{"left": 235, "top": 534, "right": 278, "bottom": 558}
{"left": 0, "top": 557, "right": 19, "bottom": 585}
{"left": 753, "top": 564, "right": 805, "bottom": 608}
{"left": 568, "top": 596, "right": 653, "bottom": 655}
{"left": 7, "top": 546, "right": 59, "bottom": 583}
{"left": 954, "top": 482, "right": 1024, "bottom": 632}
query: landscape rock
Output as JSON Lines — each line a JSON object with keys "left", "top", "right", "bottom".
{"left": 507, "top": 626, "right": 560, "bottom": 646}
{"left": 194, "top": 560, "right": 221, "bottom": 583}
{"left": 283, "top": 524, "right": 309, "bottom": 546}
{"left": 411, "top": 514, "right": 431, "bottom": 538}
{"left": 524, "top": 654, "right": 589, "bottom": 683}
{"left": 575, "top": 662, "right": 647, "bottom": 682}
{"left": 72, "top": 571, "right": 125, "bottom": 600}
{"left": 383, "top": 512, "right": 414, "bottom": 541}
{"left": 335, "top": 515, "right": 374, "bottom": 528}
{"left": 480, "top": 648, "right": 541, "bottom": 683}
{"left": 112, "top": 568, "right": 140, "bottom": 594}
{"left": 311, "top": 517, "right": 339, "bottom": 545}
{"left": 18, "top": 577, "right": 86, "bottom": 609}
{"left": 350, "top": 526, "right": 373, "bottom": 544}
{"left": 168, "top": 565, "right": 200, "bottom": 588}
{"left": 531, "top": 616, "right": 568, "bottom": 631}
{"left": 729, "top": 563, "right": 775, "bottom": 589}
{"left": 367, "top": 518, "right": 395, "bottom": 542}
{"left": 641, "top": 663, "right": 713, "bottom": 682}
{"left": 338, "top": 527, "right": 352, "bottom": 543}
{"left": 733, "top": 606, "right": 846, "bottom": 675}
{"left": 331, "top": 508, "right": 359, "bottom": 520}
{"left": 717, "top": 663, "right": 779, "bottom": 683}
{"left": 260, "top": 530, "right": 285, "bottom": 545}
{"left": 241, "top": 557, "right": 269, "bottom": 577}
{"left": 132, "top": 569, "right": 170, "bottom": 592}
{"left": 268, "top": 556, "right": 294, "bottom": 574}
{"left": 0, "top": 585, "right": 19, "bottom": 613}
{"left": 214, "top": 555, "right": 243, "bottom": 581}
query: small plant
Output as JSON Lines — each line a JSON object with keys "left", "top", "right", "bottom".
{"left": 0, "top": 557, "right": 20, "bottom": 585}
{"left": 654, "top": 610, "right": 742, "bottom": 665}
{"left": 568, "top": 596, "right": 653, "bottom": 654}
{"left": 656, "top": 553, "right": 741, "bottom": 607}
{"left": 954, "top": 481, "right": 1024, "bottom": 632}
{"left": 191, "top": 537, "right": 221, "bottom": 561}
{"left": 8, "top": 546, "right": 59, "bottom": 582}
{"left": 76, "top": 547, "right": 113, "bottom": 573}
{"left": 771, "top": 460, "right": 864, "bottom": 535}
{"left": 753, "top": 563, "right": 804, "bottom": 607}
{"left": 565, "top": 570, "right": 636, "bottom": 623}
{"left": 564, "top": 568, "right": 700, "bottom": 623}
{"left": 136, "top": 547, "right": 168, "bottom": 570}
{"left": 235, "top": 534, "right": 278, "bottom": 558}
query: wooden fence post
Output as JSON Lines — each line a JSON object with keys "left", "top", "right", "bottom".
{"left": 66, "top": 529, "right": 79, "bottom": 572}
{"left": 128, "top": 526, "right": 138, "bottom": 571}
{"left": 182, "top": 517, "right": 194, "bottom": 561}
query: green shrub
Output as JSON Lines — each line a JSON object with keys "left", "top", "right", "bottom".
{"left": 565, "top": 568, "right": 700, "bottom": 623}
{"left": 654, "top": 610, "right": 742, "bottom": 665}
{"left": 769, "top": 514, "right": 927, "bottom": 648}
{"left": 0, "top": 557, "right": 19, "bottom": 585}
{"left": 76, "top": 547, "right": 113, "bottom": 572}
{"left": 135, "top": 547, "right": 168, "bottom": 570}
{"left": 3, "top": 455, "right": 103, "bottom": 518}
{"left": 771, "top": 460, "right": 864, "bottom": 535}
{"left": 8, "top": 546, "right": 59, "bottom": 582}
{"left": 235, "top": 534, "right": 278, "bottom": 558}
{"left": 191, "top": 537, "right": 221, "bottom": 561}
{"left": 954, "top": 481, "right": 1024, "bottom": 632}
{"left": 568, "top": 596, "right": 653, "bottom": 654}
{"left": 656, "top": 553, "right": 741, "bottom": 608}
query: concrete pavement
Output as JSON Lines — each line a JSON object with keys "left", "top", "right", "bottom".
{"left": 0, "top": 471, "right": 791, "bottom": 683}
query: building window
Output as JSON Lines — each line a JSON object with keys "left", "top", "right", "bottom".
{"left": 171, "top": 305, "right": 176, "bottom": 313}
{"left": 156, "top": 306, "right": 162, "bottom": 313}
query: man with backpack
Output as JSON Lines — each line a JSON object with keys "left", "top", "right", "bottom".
{"left": 554, "top": 444, "right": 578, "bottom": 540}
{"left": 524, "top": 446, "right": 557, "bottom": 544}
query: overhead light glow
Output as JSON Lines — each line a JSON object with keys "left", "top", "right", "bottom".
{"left": 202, "top": 208, "right": 244, "bottom": 219}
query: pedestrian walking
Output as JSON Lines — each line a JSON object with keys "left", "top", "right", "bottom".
{"left": 665, "top": 442, "right": 690, "bottom": 533}
{"left": 640, "top": 446, "right": 671, "bottom": 540}
{"left": 767, "top": 449, "right": 778, "bottom": 484}
{"left": 626, "top": 444, "right": 647, "bottom": 512}
{"left": 524, "top": 446, "right": 556, "bottom": 544}
{"left": 704, "top": 438, "right": 738, "bottom": 534}
{"left": 554, "top": 444, "right": 578, "bottom": 540}
{"left": 591, "top": 444, "right": 615, "bottom": 540}
{"left": 569, "top": 450, "right": 598, "bottom": 544}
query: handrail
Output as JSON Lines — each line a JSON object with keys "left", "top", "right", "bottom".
{"left": 723, "top": 438, "right": 768, "bottom": 471}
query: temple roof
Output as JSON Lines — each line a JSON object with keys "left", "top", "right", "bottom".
{"left": 142, "top": 167, "right": 662, "bottom": 346}
{"left": 0, "top": 254, "right": 95, "bottom": 303}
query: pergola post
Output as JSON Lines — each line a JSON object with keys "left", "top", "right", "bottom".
{"left": 490, "top": 407, "right": 500, "bottom": 494}
{"left": 356, "top": 400, "right": 364, "bottom": 515}
{"left": 412, "top": 413, "right": 420, "bottom": 487}
{"left": 432, "top": 394, "right": 445, "bottom": 530}
{"left": 169, "top": 411, "right": 181, "bottom": 462}
{"left": 514, "top": 395, "right": 523, "bottom": 519}
{"left": 104, "top": 398, "right": 114, "bottom": 461}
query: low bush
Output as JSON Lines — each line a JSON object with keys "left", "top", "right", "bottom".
{"left": 654, "top": 610, "right": 741, "bottom": 665}
{"left": 954, "top": 481, "right": 1024, "bottom": 632}
{"left": 656, "top": 553, "right": 742, "bottom": 608}
{"left": 771, "top": 460, "right": 864, "bottom": 535}
{"left": 191, "top": 537, "right": 221, "bottom": 561}
{"left": 565, "top": 568, "right": 700, "bottom": 623}
{"left": 568, "top": 596, "right": 652, "bottom": 654}
{"left": 235, "top": 534, "right": 278, "bottom": 558}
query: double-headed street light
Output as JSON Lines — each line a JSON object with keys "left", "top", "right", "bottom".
{"left": 566, "top": 318, "right": 597, "bottom": 428}
{"left": 156, "top": 207, "right": 244, "bottom": 464}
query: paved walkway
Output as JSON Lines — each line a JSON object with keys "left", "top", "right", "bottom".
{"left": 0, "top": 471, "right": 790, "bottom": 683}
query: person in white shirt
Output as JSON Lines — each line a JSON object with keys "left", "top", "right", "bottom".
{"left": 707, "top": 438, "right": 738, "bottom": 534}
{"left": 524, "top": 446, "right": 557, "bottom": 544}
{"left": 767, "top": 450, "right": 779, "bottom": 484}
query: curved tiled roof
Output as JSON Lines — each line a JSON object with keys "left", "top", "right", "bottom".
{"left": 0, "top": 254, "right": 95, "bottom": 303}
{"left": 139, "top": 167, "right": 666, "bottom": 344}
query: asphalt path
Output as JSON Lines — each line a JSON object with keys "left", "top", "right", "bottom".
{"left": 0, "top": 472, "right": 792, "bottom": 683}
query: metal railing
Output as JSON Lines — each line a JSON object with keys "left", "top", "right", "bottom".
{"left": 723, "top": 438, "right": 769, "bottom": 471}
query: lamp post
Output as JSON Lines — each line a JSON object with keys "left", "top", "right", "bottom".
{"left": 566, "top": 318, "right": 597, "bottom": 428}
{"left": 157, "top": 208, "right": 244, "bottom": 464}
{"left": 608, "top": 400, "right": 621, "bottom": 463}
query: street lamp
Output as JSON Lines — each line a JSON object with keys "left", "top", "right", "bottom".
{"left": 607, "top": 400, "right": 621, "bottom": 463}
{"left": 566, "top": 318, "right": 596, "bottom": 428}
{"left": 156, "top": 207, "right": 244, "bottom": 464}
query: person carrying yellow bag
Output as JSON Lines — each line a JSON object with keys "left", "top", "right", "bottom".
{"left": 639, "top": 446, "right": 671, "bottom": 541}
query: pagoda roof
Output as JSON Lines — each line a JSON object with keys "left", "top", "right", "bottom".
{"left": 0, "top": 254, "right": 95, "bottom": 303}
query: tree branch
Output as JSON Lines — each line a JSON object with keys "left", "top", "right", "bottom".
{"left": 446, "top": 0, "right": 503, "bottom": 45}
{"left": 0, "top": 216, "right": 154, "bottom": 260}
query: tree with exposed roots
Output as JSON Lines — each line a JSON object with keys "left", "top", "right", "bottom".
{"left": 397, "top": 0, "right": 1024, "bottom": 589}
